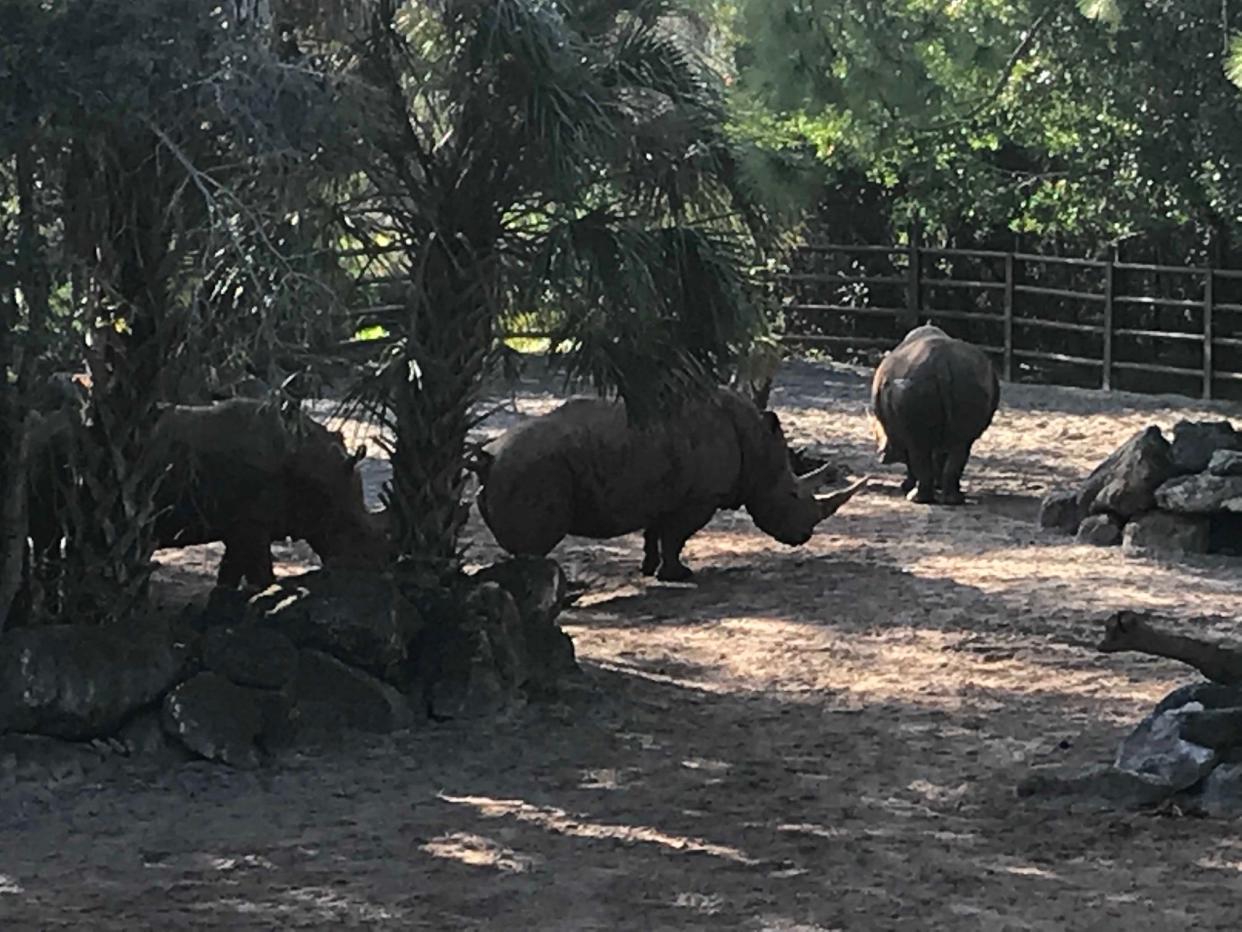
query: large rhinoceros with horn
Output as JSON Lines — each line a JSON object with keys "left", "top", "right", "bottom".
{"left": 474, "top": 388, "right": 868, "bottom": 581}
{"left": 29, "top": 397, "right": 388, "bottom": 588}
{"left": 869, "top": 324, "right": 1000, "bottom": 505}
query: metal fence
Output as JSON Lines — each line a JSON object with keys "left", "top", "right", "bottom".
{"left": 780, "top": 241, "right": 1242, "bottom": 401}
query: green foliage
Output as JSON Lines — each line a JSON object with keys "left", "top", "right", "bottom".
{"left": 727, "top": 0, "right": 1242, "bottom": 257}
{"left": 328, "top": 0, "right": 783, "bottom": 570}
{"left": 0, "top": 0, "right": 352, "bottom": 625}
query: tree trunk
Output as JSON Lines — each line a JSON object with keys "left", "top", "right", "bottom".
{"left": 386, "top": 240, "right": 496, "bottom": 580}
{"left": 0, "top": 412, "right": 34, "bottom": 632}
{"left": 0, "top": 145, "right": 51, "bottom": 628}
{"left": 1098, "top": 610, "right": 1242, "bottom": 684}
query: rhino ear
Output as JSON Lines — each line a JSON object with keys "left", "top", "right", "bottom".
{"left": 762, "top": 411, "right": 780, "bottom": 434}
{"left": 350, "top": 445, "right": 366, "bottom": 466}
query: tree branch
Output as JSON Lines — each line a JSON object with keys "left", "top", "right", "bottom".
{"left": 916, "top": 2, "right": 1063, "bottom": 134}
{"left": 1098, "top": 610, "right": 1242, "bottom": 685}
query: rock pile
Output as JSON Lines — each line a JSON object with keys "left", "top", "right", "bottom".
{"left": 0, "top": 557, "right": 577, "bottom": 769}
{"left": 1019, "top": 612, "right": 1242, "bottom": 815}
{"left": 1039, "top": 420, "right": 1242, "bottom": 557}
{"left": 1019, "top": 681, "right": 1242, "bottom": 816}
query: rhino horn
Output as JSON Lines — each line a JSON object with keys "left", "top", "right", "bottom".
{"left": 350, "top": 444, "right": 367, "bottom": 466}
{"left": 815, "top": 477, "right": 869, "bottom": 522}
{"left": 794, "top": 461, "right": 837, "bottom": 494}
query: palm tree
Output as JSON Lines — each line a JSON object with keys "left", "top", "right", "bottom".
{"left": 344, "top": 0, "right": 774, "bottom": 577}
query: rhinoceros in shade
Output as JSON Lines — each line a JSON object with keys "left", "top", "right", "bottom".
{"left": 28, "top": 397, "right": 388, "bottom": 588}
{"left": 869, "top": 324, "right": 1000, "bottom": 505}
{"left": 474, "top": 388, "right": 868, "bottom": 581}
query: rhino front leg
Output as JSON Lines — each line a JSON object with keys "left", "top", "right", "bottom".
{"left": 654, "top": 502, "right": 717, "bottom": 582}
{"left": 641, "top": 528, "right": 661, "bottom": 576}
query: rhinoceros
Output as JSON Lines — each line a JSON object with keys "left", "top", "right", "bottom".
{"left": 474, "top": 388, "right": 868, "bottom": 581}
{"left": 869, "top": 324, "right": 1000, "bottom": 505}
{"left": 29, "top": 398, "right": 387, "bottom": 587}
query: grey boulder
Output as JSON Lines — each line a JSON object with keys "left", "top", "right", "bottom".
{"left": 1076, "top": 513, "right": 1123, "bottom": 547}
{"left": 1077, "top": 426, "right": 1175, "bottom": 519}
{"left": 1169, "top": 420, "right": 1241, "bottom": 474}
{"left": 1039, "top": 489, "right": 1083, "bottom": 535}
{"left": 1121, "top": 511, "right": 1209, "bottom": 556}
{"left": 1114, "top": 703, "right": 1219, "bottom": 792}
{"left": 0, "top": 622, "right": 187, "bottom": 740}
{"left": 1208, "top": 450, "right": 1242, "bottom": 477}
{"left": 1154, "top": 473, "right": 1242, "bottom": 514}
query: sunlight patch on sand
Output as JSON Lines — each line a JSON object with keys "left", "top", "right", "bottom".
{"left": 439, "top": 794, "right": 758, "bottom": 864}
{"left": 0, "top": 874, "right": 24, "bottom": 895}
{"left": 420, "top": 832, "right": 537, "bottom": 873}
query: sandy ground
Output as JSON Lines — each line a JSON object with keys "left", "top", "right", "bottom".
{"left": 4, "top": 358, "right": 1242, "bottom": 930}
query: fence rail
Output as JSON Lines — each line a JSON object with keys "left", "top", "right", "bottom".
{"left": 779, "top": 240, "right": 1242, "bottom": 401}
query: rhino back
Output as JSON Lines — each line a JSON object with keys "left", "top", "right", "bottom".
{"left": 873, "top": 333, "right": 998, "bottom": 448}
{"left": 481, "top": 395, "right": 745, "bottom": 552}
{"left": 150, "top": 400, "right": 359, "bottom": 548}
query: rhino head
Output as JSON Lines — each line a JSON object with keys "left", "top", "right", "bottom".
{"left": 743, "top": 410, "right": 868, "bottom": 545}
{"left": 298, "top": 438, "right": 391, "bottom": 568}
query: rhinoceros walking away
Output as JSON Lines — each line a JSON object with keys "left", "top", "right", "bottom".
{"left": 29, "top": 398, "right": 387, "bottom": 588}
{"left": 870, "top": 325, "right": 1000, "bottom": 505}
{"left": 475, "top": 388, "right": 868, "bottom": 581}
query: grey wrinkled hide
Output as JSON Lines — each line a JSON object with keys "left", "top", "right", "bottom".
{"left": 477, "top": 388, "right": 865, "bottom": 581}
{"left": 28, "top": 398, "right": 387, "bottom": 589}
{"left": 870, "top": 325, "right": 1000, "bottom": 505}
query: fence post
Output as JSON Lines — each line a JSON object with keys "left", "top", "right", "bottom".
{"left": 1002, "top": 252, "right": 1015, "bottom": 381}
{"left": 1204, "top": 268, "right": 1215, "bottom": 400}
{"left": 904, "top": 222, "right": 922, "bottom": 332}
{"left": 1102, "top": 254, "right": 1115, "bottom": 391}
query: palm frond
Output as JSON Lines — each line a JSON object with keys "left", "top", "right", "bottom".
{"left": 530, "top": 211, "right": 763, "bottom": 420}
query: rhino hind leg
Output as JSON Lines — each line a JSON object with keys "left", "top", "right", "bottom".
{"left": 905, "top": 446, "right": 937, "bottom": 504}
{"left": 937, "top": 443, "right": 973, "bottom": 506}
{"left": 899, "top": 467, "right": 917, "bottom": 494}
{"left": 641, "top": 528, "right": 661, "bottom": 577}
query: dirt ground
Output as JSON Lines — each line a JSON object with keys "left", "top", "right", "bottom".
{"left": 4, "top": 358, "right": 1242, "bottom": 930}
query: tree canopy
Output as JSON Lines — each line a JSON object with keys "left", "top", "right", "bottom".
{"left": 728, "top": 0, "right": 1242, "bottom": 259}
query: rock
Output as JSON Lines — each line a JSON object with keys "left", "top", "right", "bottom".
{"left": 465, "top": 583, "right": 529, "bottom": 693}
{"left": 1016, "top": 763, "right": 1174, "bottom": 809}
{"left": 161, "top": 673, "right": 268, "bottom": 769}
{"left": 179, "top": 586, "right": 252, "bottom": 635}
{"left": 118, "top": 709, "right": 183, "bottom": 759}
{"left": 1196, "top": 763, "right": 1242, "bottom": 816}
{"left": 1114, "top": 704, "right": 1219, "bottom": 792}
{"left": 473, "top": 557, "right": 568, "bottom": 629}
{"left": 1039, "top": 489, "right": 1083, "bottom": 535}
{"left": 1154, "top": 473, "right": 1242, "bottom": 514}
{"left": 1153, "top": 681, "right": 1242, "bottom": 715}
{"left": 1209, "top": 450, "right": 1242, "bottom": 477}
{"left": 1077, "top": 426, "right": 1175, "bottom": 518}
{"left": 0, "top": 734, "right": 112, "bottom": 788}
{"left": 251, "top": 570, "right": 424, "bottom": 680}
{"left": 202, "top": 626, "right": 298, "bottom": 689}
{"left": 424, "top": 584, "right": 528, "bottom": 720}
{"left": 472, "top": 557, "right": 578, "bottom": 691}
{"left": 1122, "top": 511, "right": 1210, "bottom": 556}
{"left": 0, "top": 621, "right": 188, "bottom": 740}
{"left": 1076, "top": 513, "right": 1123, "bottom": 547}
{"left": 290, "top": 650, "right": 416, "bottom": 735}
{"left": 1169, "top": 420, "right": 1242, "bottom": 475}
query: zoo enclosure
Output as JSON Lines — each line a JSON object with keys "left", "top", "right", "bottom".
{"left": 780, "top": 240, "right": 1242, "bottom": 402}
